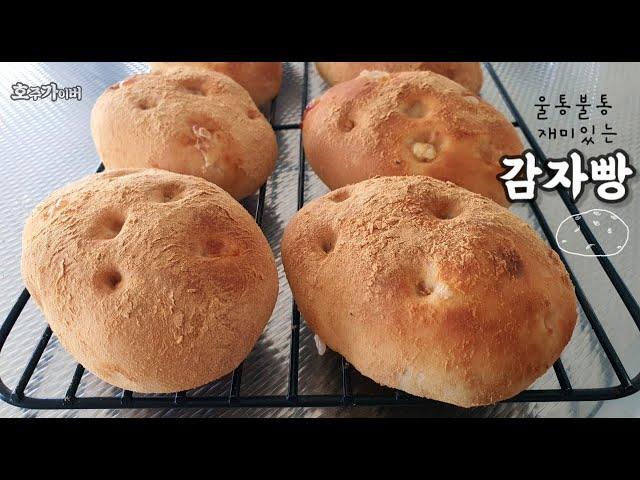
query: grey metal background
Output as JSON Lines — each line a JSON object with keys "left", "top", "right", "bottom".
{"left": 0, "top": 62, "right": 638, "bottom": 418}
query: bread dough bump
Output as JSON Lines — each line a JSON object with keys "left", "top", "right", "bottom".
{"left": 282, "top": 176, "right": 577, "bottom": 407}
{"left": 22, "top": 168, "right": 279, "bottom": 393}
{"left": 303, "top": 70, "right": 522, "bottom": 206}
{"left": 91, "top": 68, "right": 277, "bottom": 200}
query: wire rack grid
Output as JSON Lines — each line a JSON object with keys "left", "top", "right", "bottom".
{"left": 1, "top": 62, "right": 639, "bottom": 411}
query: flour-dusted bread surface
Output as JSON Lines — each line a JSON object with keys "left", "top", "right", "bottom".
{"left": 149, "top": 62, "right": 282, "bottom": 105}
{"left": 315, "top": 62, "right": 483, "bottom": 93}
{"left": 302, "top": 70, "right": 523, "bottom": 206}
{"left": 281, "top": 176, "right": 577, "bottom": 407}
{"left": 21, "top": 169, "right": 279, "bottom": 393}
{"left": 91, "top": 68, "right": 277, "bottom": 200}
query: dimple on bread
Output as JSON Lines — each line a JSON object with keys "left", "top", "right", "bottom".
{"left": 315, "top": 62, "right": 483, "bottom": 93}
{"left": 302, "top": 70, "right": 523, "bottom": 206}
{"left": 21, "top": 168, "right": 279, "bottom": 393}
{"left": 91, "top": 68, "right": 278, "bottom": 200}
{"left": 149, "top": 62, "right": 282, "bottom": 105}
{"left": 281, "top": 176, "right": 577, "bottom": 407}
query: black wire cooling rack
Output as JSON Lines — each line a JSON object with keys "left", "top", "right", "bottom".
{"left": 1, "top": 62, "right": 639, "bottom": 410}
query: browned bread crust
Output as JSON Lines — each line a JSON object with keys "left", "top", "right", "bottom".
{"left": 281, "top": 176, "right": 577, "bottom": 407}
{"left": 149, "top": 62, "right": 282, "bottom": 105}
{"left": 302, "top": 70, "right": 523, "bottom": 206}
{"left": 22, "top": 168, "right": 279, "bottom": 393}
{"left": 91, "top": 68, "right": 277, "bottom": 200}
{"left": 316, "top": 62, "right": 483, "bottom": 93}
